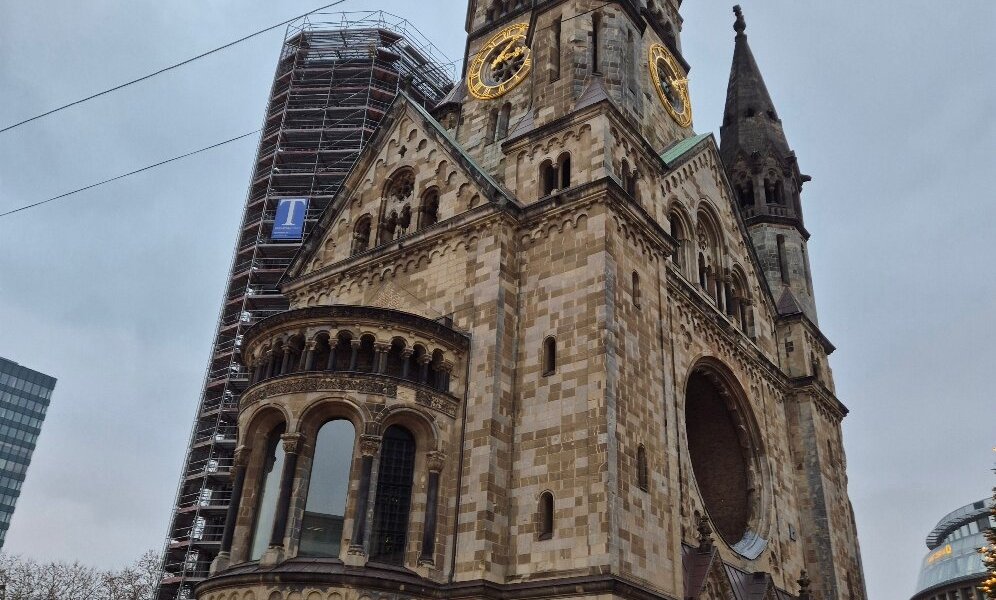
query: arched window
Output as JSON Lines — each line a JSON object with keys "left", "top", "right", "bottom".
{"left": 540, "top": 159, "right": 557, "bottom": 197}
{"left": 356, "top": 335, "right": 376, "bottom": 373}
{"left": 542, "top": 337, "right": 556, "bottom": 376}
{"left": 299, "top": 419, "right": 355, "bottom": 557}
{"left": 736, "top": 181, "right": 755, "bottom": 209}
{"left": 557, "top": 152, "right": 571, "bottom": 190}
{"left": 495, "top": 102, "right": 511, "bottom": 141}
{"left": 764, "top": 177, "right": 776, "bottom": 204}
{"left": 774, "top": 179, "right": 786, "bottom": 205}
{"left": 631, "top": 271, "right": 641, "bottom": 308}
{"left": 538, "top": 491, "right": 554, "bottom": 539}
{"left": 351, "top": 215, "right": 372, "bottom": 255}
{"left": 407, "top": 344, "right": 427, "bottom": 384}
{"left": 332, "top": 332, "right": 352, "bottom": 371}
{"left": 385, "top": 338, "right": 406, "bottom": 378}
{"left": 312, "top": 333, "right": 332, "bottom": 372}
{"left": 270, "top": 342, "right": 286, "bottom": 377}
{"left": 370, "top": 425, "right": 416, "bottom": 565}
{"left": 399, "top": 205, "right": 412, "bottom": 232}
{"left": 419, "top": 189, "right": 440, "bottom": 229}
{"left": 249, "top": 423, "right": 286, "bottom": 560}
{"left": 668, "top": 212, "right": 686, "bottom": 269}
{"left": 621, "top": 160, "right": 637, "bottom": 198}
{"left": 637, "top": 445, "right": 649, "bottom": 491}
{"left": 381, "top": 211, "right": 398, "bottom": 243}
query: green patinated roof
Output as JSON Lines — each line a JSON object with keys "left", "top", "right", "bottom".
{"left": 404, "top": 91, "right": 512, "bottom": 201}
{"left": 660, "top": 132, "right": 712, "bottom": 166}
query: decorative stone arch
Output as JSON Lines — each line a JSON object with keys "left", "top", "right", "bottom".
{"left": 375, "top": 404, "right": 441, "bottom": 454}
{"left": 694, "top": 202, "right": 726, "bottom": 301}
{"left": 295, "top": 395, "right": 371, "bottom": 442}
{"left": 239, "top": 404, "right": 292, "bottom": 449}
{"left": 680, "top": 357, "right": 769, "bottom": 559}
{"left": 379, "top": 167, "right": 416, "bottom": 244}
{"left": 666, "top": 200, "right": 693, "bottom": 272}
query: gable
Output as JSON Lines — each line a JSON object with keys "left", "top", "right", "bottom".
{"left": 660, "top": 135, "right": 780, "bottom": 326}
{"left": 284, "top": 92, "right": 514, "bottom": 284}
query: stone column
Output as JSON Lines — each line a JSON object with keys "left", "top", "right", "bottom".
{"left": 374, "top": 343, "right": 391, "bottom": 374}
{"left": 419, "top": 451, "right": 445, "bottom": 565}
{"left": 417, "top": 354, "right": 431, "bottom": 385}
{"left": 327, "top": 342, "right": 338, "bottom": 371}
{"left": 263, "top": 350, "right": 275, "bottom": 379}
{"left": 261, "top": 433, "right": 302, "bottom": 565}
{"left": 210, "top": 445, "right": 251, "bottom": 574}
{"left": 437, "top": 361, "right": 454, "bottom": 392}
{"left": 346, "top": 435, "right": 381, "bottom": 566}
{"left": 279, "top": 349, "right": 292, "bottom": 375}
{"left": 400, "top": 348, "right": 414, "bottom": 380}
{"left": 348, "top": 339, "right": 361, "bottom": 371}
{"left": 303, "top": 341, "right": 316, "bottom": 371}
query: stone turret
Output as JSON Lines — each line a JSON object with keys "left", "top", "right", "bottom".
{"left": 720, "top": 5, "right": 819, "bottom": 323}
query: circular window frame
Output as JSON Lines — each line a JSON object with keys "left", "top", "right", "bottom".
{"left": 681, "top": 358, "right": 770, "bottom": 559}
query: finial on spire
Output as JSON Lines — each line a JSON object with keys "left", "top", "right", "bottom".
{"left": 733, "top": 5, "right": 747, "bottom": 36}
{"left": 696, "top": 515, "right": 714, "bottom": 554}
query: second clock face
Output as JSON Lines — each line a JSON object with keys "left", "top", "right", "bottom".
{"left": 467, "top": 23, "right": 532, "bottom": 100}
{"left": 649, "top": 43, "right": 692, "bottom": 127}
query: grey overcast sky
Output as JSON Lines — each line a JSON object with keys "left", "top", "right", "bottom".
{"left": 0, "top": 1, "right": 993, "bottom": 598}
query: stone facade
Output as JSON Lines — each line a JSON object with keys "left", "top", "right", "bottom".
{"left": 196, "top": 3, "right": 867, "bottom": 600}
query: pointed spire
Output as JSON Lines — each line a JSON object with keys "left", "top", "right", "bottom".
{"left": 719, "top": 5, "right": 789, "bottom": 167}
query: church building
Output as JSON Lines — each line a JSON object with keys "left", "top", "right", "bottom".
{"left": 196, "top": 2, "right": 868, "bottom": 599}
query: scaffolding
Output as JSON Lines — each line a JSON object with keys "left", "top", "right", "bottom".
{"left": 156, "top": 12, "right": 453, "bottom": 600}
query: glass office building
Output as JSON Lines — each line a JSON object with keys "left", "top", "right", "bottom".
{"left": 912, "top": 498, "right": 994, "bottom": 600}
{"left": 0, "top": 357, "right": 56, "bottom": 549}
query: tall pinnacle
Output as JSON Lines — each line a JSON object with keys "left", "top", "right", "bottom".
{"left": 719, "top": 5, "right": 790, "bottom": 167}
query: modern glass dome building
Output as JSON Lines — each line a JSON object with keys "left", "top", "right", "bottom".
{"left": 912, "top": 498, "right": 994, "bottom": 600}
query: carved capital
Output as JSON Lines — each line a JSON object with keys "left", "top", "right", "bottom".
{"left": 234, "top": 445, "right": 252, "bottom": 468}
{"left": 305, "top": 340, "right": 318, "bottom": 351}
{"left": 426, "top": 450, "right": 446, "bottom": 473}
{"left": 280, "top": 432, "right": 304, "bottom": 455}
{"left": 417, "top": 354, "right": 432, "bottom": 365}
{"left": 359, "top": 435, "right": 382, "bottom": 457}
{"left": 401, "top": 348, "right": 415, "bottom": 359}
{"left": 374, "top": 342, "right": 392, "bottom": 353}
{"left": 439, "top": 360, "right": 455, "bottom": 374}
{"left": 350, "top": 339, "right": 363, "bottom": 349}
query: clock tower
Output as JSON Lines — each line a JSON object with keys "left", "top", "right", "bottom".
{"left": 198, "top": 3, "right": 868, "bottom": 600}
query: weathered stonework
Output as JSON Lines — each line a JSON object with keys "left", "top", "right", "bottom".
{"left": 197, "top": 3, "right": 867, "bottom": 600}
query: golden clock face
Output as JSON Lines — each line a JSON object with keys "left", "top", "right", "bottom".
{"left": 649, "top": 43, "right": 692, "bottom": 127}
{"left": 467, "top": 23, "right": 532, "bottom": 100}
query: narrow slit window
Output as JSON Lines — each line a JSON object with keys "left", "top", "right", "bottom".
{"left": 591, "top": 13, "right": 601, "bottom": 74}
{"left": 776, "top": 234, "right": 789, "bottom": 285}
{"left": 538, "top": 492, "right": 554, "bottom": 539}
{"left": 550, "top": 17, "right": 562, "bottom": 81}
{"left": 542, "top": 337, "right": 556, "bottom": 376}
{"left": 637, "top": 445, "right": 649, "bottom": 491}
{"left": 632, "top": 271, "right": 641, "bottom": 308}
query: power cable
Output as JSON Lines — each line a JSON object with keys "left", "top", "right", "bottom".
{"left": 0, "top": 1, "right": 347, "bottom": 135}
{"left": 0, "top": 130, "right": 261, "bottom": 218}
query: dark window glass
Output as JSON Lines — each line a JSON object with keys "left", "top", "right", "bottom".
{"left": 370, "top": 426, "right": 416, "bottom": 565}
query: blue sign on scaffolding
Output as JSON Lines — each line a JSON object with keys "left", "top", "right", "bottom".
{"left": 272, "top": 198, "right": 309, "bottom": 240}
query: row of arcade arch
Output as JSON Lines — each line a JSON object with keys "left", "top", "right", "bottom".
{"left": 667, "top": 202, "right": 756, "bottom": 336}
{"left": 351, "top": 168, "right": 441, "bottom": 256}
{"left": 247, "top": 330, "right": 454, "bottom": 393}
